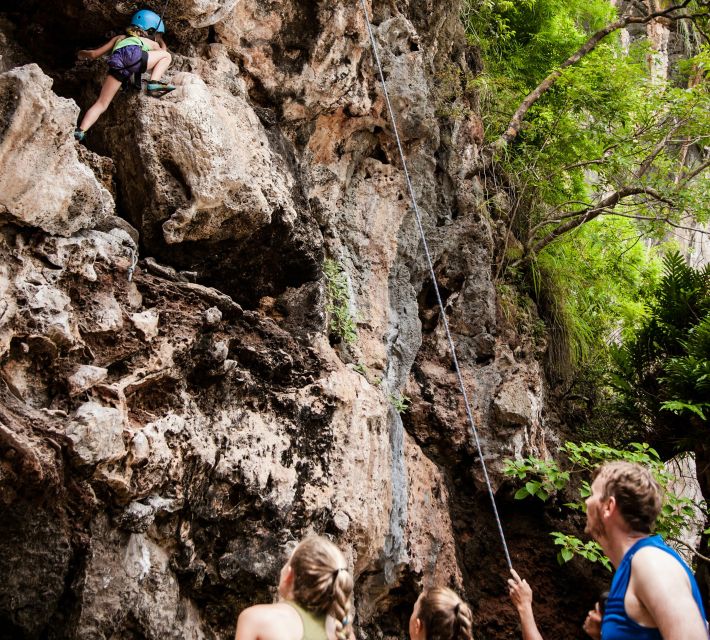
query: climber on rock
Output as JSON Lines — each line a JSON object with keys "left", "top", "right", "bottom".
{"left": 73, "top": 9, "right": 175, "bottom": 142}
{"left": 409, "top": 587, "right": 474, "bottom": 640}
{"left": 234, "top": 536, "right": 355, "bottom": 640}
{"left": 509, "top": 461, "right": 708, "bottom": 640}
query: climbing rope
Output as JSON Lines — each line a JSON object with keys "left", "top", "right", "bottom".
{"left": 358, "top": 0, "right": 513, "bottom": 572}
{"left": 158, "top": 0, "right": 171, "bottom": 30}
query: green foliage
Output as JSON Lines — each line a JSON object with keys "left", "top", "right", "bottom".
{"left": 611, "top": 252, "right": 710, "bottom": 433}
{"left": 389, "top": 393, "right": 411, "bottom": 414}
{"left": 464, "top": 0, "right": 710, "bottom": 385}
{"left": 551, "top": 532, "right": 612, "bottom": 570}
{"left": 517, "top": 218, "right": 662, "bottom": 378}
{"left": 503, "top": 441, "right": 707, "bottom": 568}
{"left": 324, "top": 259, "right": 357, "bottom": 345}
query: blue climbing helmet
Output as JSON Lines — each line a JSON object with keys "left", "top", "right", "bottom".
{"left": 131, "top": 9, "right": 165, "bottom": 34}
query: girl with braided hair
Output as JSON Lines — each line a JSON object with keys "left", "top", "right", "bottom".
{"left": 235, "top": 536, "right": 355, "bottom": 640}
{"left": 409, "top": 587, "right": 474, "bottom": 640}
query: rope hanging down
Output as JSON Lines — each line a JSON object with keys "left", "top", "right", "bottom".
{"left": 158, "top": 0, "right": 170, "bottom": 30}
{"left": 358, "top": 0, "right": 513, "bottom": 572}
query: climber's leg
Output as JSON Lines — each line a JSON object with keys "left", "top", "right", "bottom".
{"left": 77, "top": 75, "right": 123, "bottom": 133}
{"left": 146, "top": 50, "right": 172, "bottom": 81}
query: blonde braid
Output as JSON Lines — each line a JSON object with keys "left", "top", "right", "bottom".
{"left": 329, "top": 569, "right": 354, "bottom": 640}
{"left": 418, "top": 587, "right": 474, "bottom": 640}
{"left": 452, "top": 601, "right": 473, "bottom": 640}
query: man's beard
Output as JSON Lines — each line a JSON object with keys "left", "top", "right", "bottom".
{"left": 585, "top": 503, "right": 606, "bottom": 541}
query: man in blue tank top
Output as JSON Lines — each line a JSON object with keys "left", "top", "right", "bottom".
{"left": 581, "top": 461, "right": 708, "bottom": 640}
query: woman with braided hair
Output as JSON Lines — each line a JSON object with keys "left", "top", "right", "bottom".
{"left": 409, "top": 587, "right": 474, "bottom": 640}
{"left": 235, "top": 536, "right": 355, "bottom": 640}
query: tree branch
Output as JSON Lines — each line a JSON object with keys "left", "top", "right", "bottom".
{"left": 678, "top": 158, "right": 710, "bottom": 187}
{"left": 530, "top": 187, "right": 675, "bottom": 254}
{"left": 594, "top": 211, "right": 710, "bottom": 234}
{"left": 492, "top": 0, "right": 699, "bottom": 150}
{"left": 636, "top": 118, "right": 691, "bottom": 179}
{"left": 667, "top": 537, "right": 710, "bottom": 563}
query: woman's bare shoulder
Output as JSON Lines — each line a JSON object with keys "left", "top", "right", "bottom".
{"left": 237, "top": 602, "right": 302, "bottom": 637}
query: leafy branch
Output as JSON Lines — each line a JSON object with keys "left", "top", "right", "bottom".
{"left": 503, "top": 442, "right": 708, "bottom": 568}
{"left": 490, "top": 0, "right": 709, "bottom": 152}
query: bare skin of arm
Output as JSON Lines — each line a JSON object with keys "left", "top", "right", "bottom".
{"left": 628, "top": 547, "right": 708, "bottom": 640}
{"left": 508, "top": 570, "right": 545, "bottom": 640}
{"left": 153, "top": 33, "right": 167, "bottom": 50}
{"left": 77, "top": 35, "right": 122, "bottom": 61}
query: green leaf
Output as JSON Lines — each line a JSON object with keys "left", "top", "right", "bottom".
{"left": 525, "top": 480, "right": 541, "bottom": 494}
{"left": 514, "top": 487, "right": 530, "bottom": 500}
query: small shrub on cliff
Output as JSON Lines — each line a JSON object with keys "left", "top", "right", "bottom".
{"left": 324, "top": 259, "right": 357, "bottom": 345}
{"left": 389, "top": 393, "right": 411, "bottom": 414}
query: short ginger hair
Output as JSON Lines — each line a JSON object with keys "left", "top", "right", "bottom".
{"left": 593, "top": 461, "right": 663, "bottom": 533}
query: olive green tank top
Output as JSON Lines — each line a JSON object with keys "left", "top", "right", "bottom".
{"left": 286, "top": 602, "right": 328, "bottom": 640}
{"left": 112, "top": 36, "right": 150, "bottom": 53}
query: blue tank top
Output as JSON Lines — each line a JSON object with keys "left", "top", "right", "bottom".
{"left": 602, "top": 535, "right": 707, "bottom": 639}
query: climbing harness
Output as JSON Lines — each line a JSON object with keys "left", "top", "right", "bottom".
{"left": 359, "top": 0, "right": 514, "bottom": 572}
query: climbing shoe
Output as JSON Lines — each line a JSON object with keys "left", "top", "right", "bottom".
{"left": 74, "top": 128, "right": 86, "bottom": 142}
{"left": 146, "top": 81, "right": 176, "bottom": 98}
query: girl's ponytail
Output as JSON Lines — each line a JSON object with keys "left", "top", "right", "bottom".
{"left": 452, "top": 600, "right": 473, "bottom": 640}
{"left": 289, "top": 536, "right": 354, "bottom": 640}
{"left": 417, "top": 587, "right": 473, "bottom": 640}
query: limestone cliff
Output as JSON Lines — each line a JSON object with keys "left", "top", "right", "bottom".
{"left": 0, "top": 1, "right": 600, "bottom": 638}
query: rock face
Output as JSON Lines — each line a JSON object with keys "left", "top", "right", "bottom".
{"left": 0, "top": 64, "right": 114, "bottom": 236}
{"left": 0, "top": 1, "right": 597, "bottom": 639}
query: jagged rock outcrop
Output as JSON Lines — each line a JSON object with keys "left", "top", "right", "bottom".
{"left": 0, "top": 1, "right": 595, "bottom": 639}
{"left": 0, "top": 64, "right": 114, "bottom": 236}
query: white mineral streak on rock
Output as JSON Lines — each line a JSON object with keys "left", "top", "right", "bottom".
{"left": 0, "top": 64, "right": 114, "bottom": 235}
{"left": 384, "top": 406, "right": 408, "bottom": 583}
{"left": 77, "top": 515, "right": 207, "bottom": 639}
{"left": 647, "top": 18, "right": 670, "bottom": 83}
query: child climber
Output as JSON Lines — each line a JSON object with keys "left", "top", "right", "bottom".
{"left": 74, "top": 9, "right": 175, "bottom": 141}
